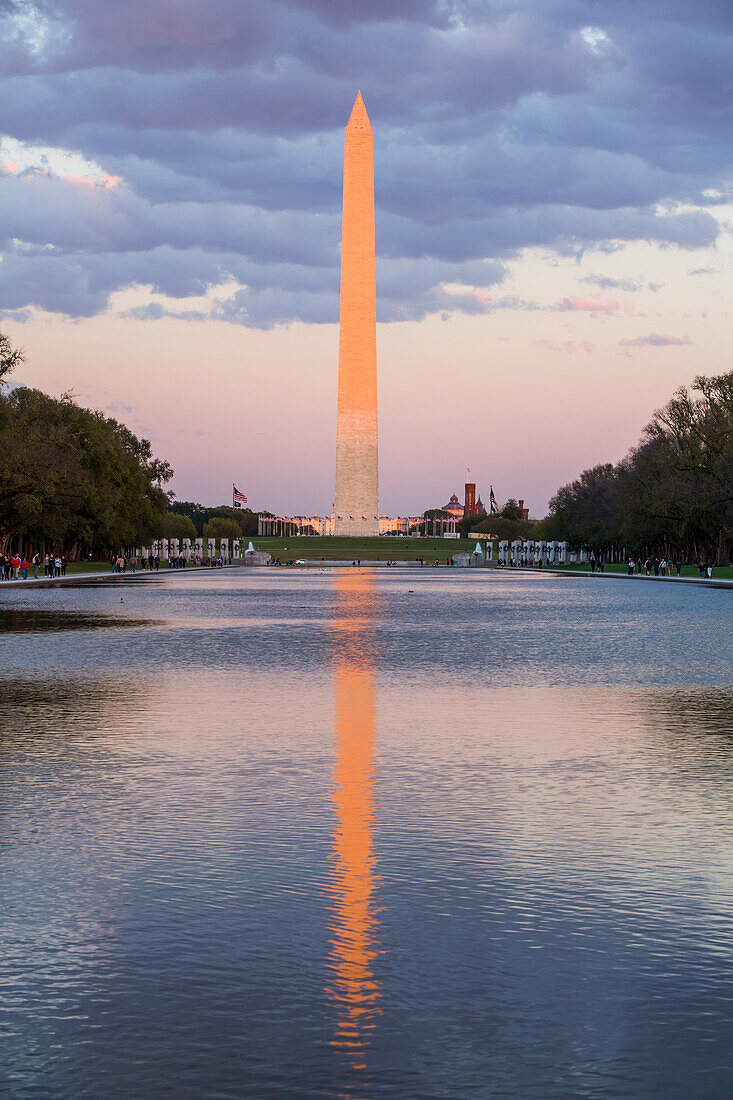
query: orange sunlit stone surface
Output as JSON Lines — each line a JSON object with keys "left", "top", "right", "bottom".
{"left": 333, "top": 92, "right": 379, "bottom": 538}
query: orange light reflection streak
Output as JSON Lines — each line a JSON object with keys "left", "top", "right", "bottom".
{"left": 326, "top": 571, "right": 382, "bottom": 1079}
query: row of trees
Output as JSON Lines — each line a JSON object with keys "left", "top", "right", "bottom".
{"left": 540, "top": 372, "right": 733, "bottom": 564}
{"left": 420, "top": 500, "right": 535, "bottom": 543}
{"left": 166, "top": 501, "right": 259, "bottom": 541}
{"left": 0, "top": 334, "right": 173, "bottom": 558}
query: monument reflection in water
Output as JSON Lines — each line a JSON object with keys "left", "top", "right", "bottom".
{"left": 326, "top": 571, "right": 382, "bottom": 1078}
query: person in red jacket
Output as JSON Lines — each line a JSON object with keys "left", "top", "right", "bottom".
{"left": 10, "top": 554, "right": 21, "bottom": 579}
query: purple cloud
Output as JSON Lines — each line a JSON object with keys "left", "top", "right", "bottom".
{"left": 619, "top": 333, "right": 692, "bottom": 347}
{"left": 0, "top": 0, "right": 730, "bottom": 323}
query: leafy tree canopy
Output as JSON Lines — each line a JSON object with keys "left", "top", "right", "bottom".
{"left": 203, "top": 516, "right": 242, "bottom": 542}
{"left": 543, "top": 371, "right": 733, "bottom": 563}
{"left": 163, "top": 512, "right": 197, "bottom": 541}
{"left": 170, "top": 500, "right": 258, "bottom": 536}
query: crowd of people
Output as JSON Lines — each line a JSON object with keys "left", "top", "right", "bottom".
{"left": 110, "top": 553, "right": 228, "bottom": 572}
{"left": 1, "top": 553, "right": 66, "bottom": 580}
{"left": 626, "top": 557, "right": 714, "bottom": 578}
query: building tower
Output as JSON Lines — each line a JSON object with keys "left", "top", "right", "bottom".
{"left": 463, "top": 469, "right": 477, "bottom": 519}
{"left": 333, "top": 92, "right": 379, "bottom": 538}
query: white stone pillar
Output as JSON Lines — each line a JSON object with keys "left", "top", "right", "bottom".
{"left": 207, "top": 537, "right": 216, "bottom": 559}
{"left": 182, "top": 538, "right": 192, "bottom": 561}
{"left": 220, "top": 538, "right": 229, "bottom": 562}
{"left": 557, "top": 541, "right": 566, "bottom": 564}
{"left": 195, "top": 537, "right": 203, "bottom": 560}
{"left": 232, "top": 538, "right": 241, "bottom": 560}
{"left": 170, "top": 538, "right": 179, "bottom": 560}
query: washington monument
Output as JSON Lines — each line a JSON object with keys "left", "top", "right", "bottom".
{"left": 333, "top": 91, "right": 379, "bottom": 538}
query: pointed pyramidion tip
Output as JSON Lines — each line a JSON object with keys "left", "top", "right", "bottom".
{"left": 347, "top": 90, "right": 371, "bottom": 132}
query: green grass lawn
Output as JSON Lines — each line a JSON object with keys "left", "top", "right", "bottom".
{"left": 65, "top": 560, "right": 114, "bottom": 574}
{"left": 250, "top": 535, "right": 477, "bottom": 561}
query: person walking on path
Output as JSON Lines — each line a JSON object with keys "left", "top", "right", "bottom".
{"left": 32, "top": 553, "right": 39, "bottom": 579}
{"left": 20, "top": 556, "right": 29, "bottom": 580}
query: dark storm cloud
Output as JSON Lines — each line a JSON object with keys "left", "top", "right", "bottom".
{"left": 0, "top": 0, "right": 731, "bottom": 324}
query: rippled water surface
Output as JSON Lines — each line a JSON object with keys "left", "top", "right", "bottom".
{"left": 1, "top": 569, "right": 733, "bottom": 1098}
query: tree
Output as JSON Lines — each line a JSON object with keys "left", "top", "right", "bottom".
{"left": 0, "top": 377, "right": 172, "bottom": 556}
{"left": 203, "top": 516, "right": 242, "bottom": 542}
{"left": 466, "top": 514, "right": 535, "bottom": 542}
{"left": 500, "top": 498, "right": 524, "bottom": 521}
{"left": 0, "top": 332, "right": 24, "bottom": 387}
{"left": 170, "top": 500, "right": 259, "bottom": 537}
{"left": 163, "top": 512, "right": 197, "bottom": 541}
{"left": 542, "top": 370, "right": 733, "bottom": 563}
{"left": 545, "top": 464, "right": 618, "bottom": 551}
{"left": 169, "top": 500, "right": 209, "bottom": 532}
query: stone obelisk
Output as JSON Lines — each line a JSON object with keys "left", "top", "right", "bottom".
{"left": 333, "top": 91, "right": 379, "bottom": 538}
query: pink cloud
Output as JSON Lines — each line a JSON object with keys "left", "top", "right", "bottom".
{"left": 441, "top": 283, "right": 492, "bottom": 304}
{"left": 619, "top": 333, "right": 691, "bottom": 347}
{"left": 535, "top": 338, "right": 596, "bottom": 354}
{"left": 1, "top": 160, "right": 19, "bottom": 174}
{"left": 63, "top": 171, "right": 122, "bottom": 190}
{"left": 560, "top": 294, "right": 619, "bottom": 313}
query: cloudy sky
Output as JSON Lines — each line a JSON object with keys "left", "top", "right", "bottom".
{"left": 1, "top": 0, "right": 731, "bottom": 515}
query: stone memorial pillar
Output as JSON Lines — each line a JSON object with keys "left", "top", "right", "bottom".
{"left": 232, "top": 538, "right": 241, "bottom": 560}
{"left": 220, "top": 538, "right": 229, "bottom": 562}
{"left": 207, "top": 537, "right": 216, "bottom": 559}
{"left": 498, "top": 540, "right": 508, "bottom": 564}
{"left": 182, "top": 538, "right": 191, "bottom": 561}
{"left": 170, "top": 538, "right": 179, "bottom": 560}
{"left": 161, "top": 538, "right": 169, "bottom": 561}
{"left": 195, "top": 537, "right": 203, "bottom": 561}
{"left": 557, "top": 541, "right": 566, "bottom": 564}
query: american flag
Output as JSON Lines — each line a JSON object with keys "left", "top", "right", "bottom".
{"left": 233, "top": 485, "right": 247, "bottom": 508}
{"left": 489, "top": 485, "right": 498, "bottom": 514}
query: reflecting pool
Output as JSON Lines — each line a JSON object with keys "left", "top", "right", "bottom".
{"left": 1, "top": 568, "right": 733, "bottom": 1098}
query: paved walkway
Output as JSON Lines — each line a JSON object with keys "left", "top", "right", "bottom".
{"left": 0, "top": 565, "right": 238, "bottom": 590}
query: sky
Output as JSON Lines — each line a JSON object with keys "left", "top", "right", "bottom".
{"left": 1, "top": 0, "right": 731, "bottom": 516}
